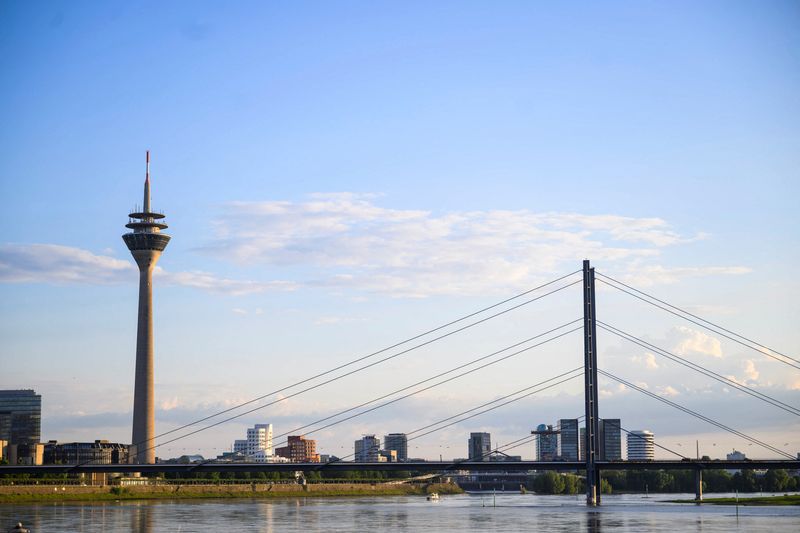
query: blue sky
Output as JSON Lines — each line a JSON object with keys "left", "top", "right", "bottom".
{"left": 1, "top": 1, "right": 798, "bottom": 460}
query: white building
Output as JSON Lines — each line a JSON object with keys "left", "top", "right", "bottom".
{"left": 232, "top": 424, "right": 274, "bottom": 461}
{"left": 726, "top": 450, "right": 746, "bottom": 461}
{"left": 247, "top": 424, "right": 274, "bottom": 457}
{"left": 626, "top": 430, "right": 655, "bottom": 461}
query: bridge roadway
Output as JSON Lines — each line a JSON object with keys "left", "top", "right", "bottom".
{"left": 2, "top": 460, "right": 797, "bottom": 475}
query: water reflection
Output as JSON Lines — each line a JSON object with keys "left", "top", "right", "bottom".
{"left": 587, "top": 510, "right": 602, "bottom": 533}
{"left": 2, "top": 493, "right": 800, "bottom": 532}
{"left": 130, "top": 503, "right": 152, "bottom": 533}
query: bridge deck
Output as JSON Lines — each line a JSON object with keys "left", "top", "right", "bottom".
{"left": 1, "top": 460, "right": 797, "bottom": 475}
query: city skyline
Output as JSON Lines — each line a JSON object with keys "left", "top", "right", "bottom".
{"left": 1, "top": 1, "right": 798, "bottom": 461}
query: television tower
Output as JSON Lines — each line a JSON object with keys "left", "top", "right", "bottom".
{"left": 123, "top": 151, "right": 170, "bottom": 464}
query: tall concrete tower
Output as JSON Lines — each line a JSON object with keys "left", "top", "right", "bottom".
{"left": 123, "top": 151, "right": 170, "bottom": 464}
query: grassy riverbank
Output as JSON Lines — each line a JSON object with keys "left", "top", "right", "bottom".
{"left": 0, "top": 482, "right": 463, "bottom": 504}
{"left": 669, "top": 494, "right": 800, "bottom": 506}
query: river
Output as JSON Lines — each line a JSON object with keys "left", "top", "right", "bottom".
{"left": 2, "top": 493, "right": 799, "bottom": 532}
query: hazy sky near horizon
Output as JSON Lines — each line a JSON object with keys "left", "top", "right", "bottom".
{"left": 1, "top": 1, "right": 799, "bottom": 461}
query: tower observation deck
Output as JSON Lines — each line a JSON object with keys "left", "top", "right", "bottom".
{"left": 123, "top": 151, "right": 170, "bottom": 464}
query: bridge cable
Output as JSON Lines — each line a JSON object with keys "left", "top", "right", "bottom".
{"left": 598, "top": 369, "right": 795, "bottom": 459}
{"left": 595, "top": 273, "right": 800, "bottom": 370}
{"left": 163, "top": 324, "right": 581, "bottom": 464}
{"left": 197, "top": 326, "right": 582, "bottom": 464}
{"left": 138, "top": 272, "right": 582, "bottom": 453}
{"left": 598, "top": 321, "right": 800, "bottom": 416}
{"left": 268, "top": 326, "right": 582, "bottom": 445}
{"left": 317, "top": 369, "right": 585, "bottom": 467}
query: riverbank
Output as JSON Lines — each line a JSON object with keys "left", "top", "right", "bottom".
{"left": 0, "top": 482, "right": 462, "bottom": 503}
{"left": 669, "top": 494, "right": 800, "bottom": 506}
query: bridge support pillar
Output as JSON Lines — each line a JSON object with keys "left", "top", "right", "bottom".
{"left": 695, "top": 469, "right": 703, "bottom": 502}
{"left": 583, "top": 260, "right": 601, "bottom": 506}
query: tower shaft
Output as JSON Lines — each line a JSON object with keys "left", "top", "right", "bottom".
{"left": 130, "top": 251, "right": 161, "bottom": 464}
{"left": 123, "top": 152, "right": 170, "bottom": 465}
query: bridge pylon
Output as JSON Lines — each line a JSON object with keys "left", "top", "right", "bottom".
{"left": 583, "top": 260, "right": 601, "bottom": 505}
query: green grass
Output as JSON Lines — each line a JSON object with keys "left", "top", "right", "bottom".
{"left": 0, "top": 483, "right": 463, "bottom": 504}
{"left": 668, "top": 494, "right": 800, "bottom": 506}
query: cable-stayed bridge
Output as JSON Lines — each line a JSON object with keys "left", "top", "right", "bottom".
{"left": 3, "top": 260, "right": 798, "bottom": 506}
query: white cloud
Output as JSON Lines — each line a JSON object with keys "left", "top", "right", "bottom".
{"left": 631, "top": 352, "right": 660, "bottom": 369}
{"left": 672, "top": 326, "right": 723, "bottom": 358}
{"left": 657, "top": 385, "right": 680, "bottom": 397}
{"left": 200, "top": 193, "right": 747, "bottom": 297}
{"left": 1, "top": 195, "right": 751, "bottom": 298}
{"left": 160, "top": 397, "right": 180, "bottom": 411}
{"left": 0, "top": 243, "right": 134, "bottom": 284}
{"left": 615, "top": 263, "right": 751, "bottom": 288}
{"left": 743, "top": 360, "right": 759, "bottom": 382}
{"left": 231, "top": 308, "right": 248, "bottom": 315}
{"left": 0, "top": 243, "right": 294, "bottom": 296}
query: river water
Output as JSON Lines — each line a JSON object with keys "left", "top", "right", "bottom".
{"left": 2, "top": 493, "right": 799, "bottom": 532}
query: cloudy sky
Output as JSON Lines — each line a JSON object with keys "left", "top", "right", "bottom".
{"left": 1, "top": 1, "right": 798, "bottom": 461}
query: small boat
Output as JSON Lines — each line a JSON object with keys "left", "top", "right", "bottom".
{"left": 427, "top": 492, "right": 440, "bottom": 501}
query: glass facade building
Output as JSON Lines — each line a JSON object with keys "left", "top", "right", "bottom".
{"left": 468, "top": 432, "right": 491, "bottom": 461}
{"left": 535, "top": 424, "right": 558, "bottom": 461}
{"left": 383, "top": 433, "right": 408, "bottom": 462}
{"left": 600, "top": 418, "right": 622, "bottom": 461}
{"left": 0, "top": 390, "right": 41, "bottom": 445}
{"left": 558, "top": 419, "right": 579, "bottom": 461}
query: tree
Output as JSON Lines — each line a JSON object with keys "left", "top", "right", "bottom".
{"left": 702, "top": 470, "right": 732, "bottom": 493}
{"left": 764, "top": 469, "right": 790, "bottom": 492}
{"left": 533, "top": 472, "right": 566, "bottom": 494}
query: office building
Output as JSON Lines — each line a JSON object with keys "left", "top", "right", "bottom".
{"left": 4, "top": 442, "right": 44, "bottom": 465}
{"left": 275, "top": 435, "right": 319, "bottom": 462}
{"left": 468, "top": 432, "right": 491, "bottom": 461}
{"left": 233, "top": 439, "right": 247, "bottom": 454}
{"left": 0, "top": 389, "right": 42, "bottom": 445}
{"left": 579, "top": 427, "right": 586, "bottom": 461}
{"left": 378, "top": 450, "right": 398, "bottom": 462}
{"left": 355, "top": 435, "right": 381, "bottom": 462}
{"left": 43, "top": 440, "right": 129, "bottom": 465}
{"left": 535, "top": 424, "right": 558, "bottom": 461}
{"left": 558, "top": 419, "right": 579, "bottom": 461}
{"left": 231, "top": 423, "right": 273, "bottom": 461}
{"left": 627, "top": 430, "right": 655, "bottom": 461}
{"left": 383, "top": 433, "right": 408, "bottom": 462}
{"left": 600, "top": 419, "right": 622, "bottom": 461}
{"left": 247, "top": 424, "right": 274, "bottom": 456}
{"left": 123, "top": 152, "right": 170, "bottom": 464}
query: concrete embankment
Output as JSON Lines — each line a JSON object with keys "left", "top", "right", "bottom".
{"left": 0, "top": 482, "right": 462, "bottom": 503}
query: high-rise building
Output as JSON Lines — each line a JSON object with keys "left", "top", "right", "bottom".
{"left": 558, "top": 419, "right": 579, "bottom": 461}
{"left": 626, "top": 430, "right": 655, "bottom": 461}
{"left": 231, "top": 424, "right": 273, "bottom": 461}
{"left": 468, "top": 432, "right": 491, "bottom": 461}
{"left": 247, "top": 424, "right": 274, "bottom": 457}
{"left": 123, "top": 152, "right": 170, "bottom": 465}
{"left": 383, "top": 433, "right": 408, "bottom": 462}
{"left": 535, "top": 424, "right": 558, "bottom": 461}
{"left": 0, "top": 390, "right": 41, "bottom": 445}
{"left": 579, "top": 427, "right": 586, "bottom": 462}
{"left": 275, "top": 435, "right": 319, "bottom": 462}
{"left": 600, "top": 419, "right": 622, "bottom": 461}
{"left": 355, "top": 435, "right": 381, "bottom": 462}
